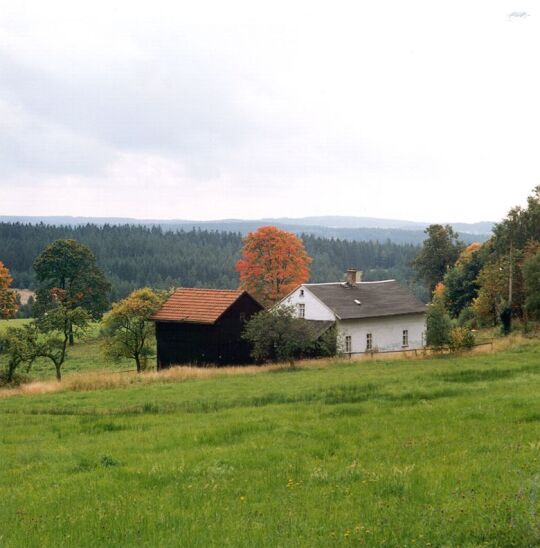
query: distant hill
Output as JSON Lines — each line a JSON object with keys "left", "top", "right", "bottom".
{"left": 259, "top": 216, "right": 494, "bottom": 235}
{"left": 0, "top": 215, "right": 493, "bottom": 245}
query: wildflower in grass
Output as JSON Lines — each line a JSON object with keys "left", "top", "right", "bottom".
{"left": 286, "top": 478, "right": 303, "bottom": 489}
{"left": 239, "top": 496, "right": 246, "bottom": 502}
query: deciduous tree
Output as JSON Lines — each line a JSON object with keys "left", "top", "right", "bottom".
{"left": 236, "top": 226, "right": 311, "bottom": 306}
{"left": 523, "top": 250, "right": 540, "bottom": 320}
{"left": 492, "top": 186, "right": 540, "bottom": 254}
{"left": 426, "top": 291, "right": 452, "bottom": 350}
{"left": 0, "top": 261, "right": 18, "bottom": 319}
{"left": 34, "top": 295, "right": 90, "bottom": 381}
{"left": 473, "top": 259, "right": 509, "bottom": 327}
{"left": 426, "top": 302, "right": 452, "bottom": 350}
{"left": 101, "top": 288, "right": 166, "bottom": 373}
{"left": 443, "top": 243, "right": 484, "bottom": 318}
{"left": 0, "top": 324, "right": 38, "bottom": 384}
{"left": 242, "top": 306, "right": 316, "bottom": 366}
{"left": 412, "top": 225, "right": 463, "bottom": 292}
{"left": 33, "top": 239, "right": 110, "bottom": 344}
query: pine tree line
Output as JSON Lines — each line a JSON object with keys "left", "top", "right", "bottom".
{"left": 0, "top": 223, "right": 423, "bottom": 300}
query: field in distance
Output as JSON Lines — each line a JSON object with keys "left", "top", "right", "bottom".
{"left": 1, "top": 340, "right": 539, "bottom": 546}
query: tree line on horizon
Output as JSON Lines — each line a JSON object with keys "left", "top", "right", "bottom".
{"left": 0, "top": 223, "right": 425, "bottom": 301}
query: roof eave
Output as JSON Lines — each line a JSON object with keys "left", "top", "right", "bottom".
{"left": 152, "top": 317, "right": 217, "bottom": 325}
{"left": 337, "top": 309, "right": 427, "bottom": 321}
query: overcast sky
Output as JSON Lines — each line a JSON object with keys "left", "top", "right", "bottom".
{"left": 1, "top": 1, "right": 539, "bottom": 222}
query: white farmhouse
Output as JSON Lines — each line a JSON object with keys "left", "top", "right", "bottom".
{"left": 280, "top": 268, "right": 427, "bottom": 355}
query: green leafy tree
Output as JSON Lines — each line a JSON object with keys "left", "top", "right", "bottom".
{"left": 0, "top": 324, "right": 38, "bottom": 384}
{"left": 443, "top": 243, "right": 484, "bottom": 318}
{"left": 412, "top": 225, "right": 463, "bottom": 293}
{"left": 33, "top": 239, "right": 110, "bottom": 344}
{"left": 492, "top": 186, "right": 540, "bottom": 254}
{"left": 426, "top": 296, "right": 452, "bottom": 350}
{"left": 243, "top": 306, "right": 317, "bottom": 366}
{"left": 34, "top": 295, "right": 90, "bottom": 381}
{"left": 101, "top": 288, "right": 166, "bottom": 373}
{"left": 523, "top": 250, "right": 540, "bottom": 320}
{"left": 473, "top": 258, "right": 509, "bottom": 327}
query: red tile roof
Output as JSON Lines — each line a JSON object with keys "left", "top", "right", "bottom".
{"left": 150, "top": 287, "right": 246, "bottom": 324}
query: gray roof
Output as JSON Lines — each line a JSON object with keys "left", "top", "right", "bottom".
{"left": 305, "top": 320, "right": 335, "bottom": 339}
{"left": 306, "top": 280, "right": 426, "bottom": 320}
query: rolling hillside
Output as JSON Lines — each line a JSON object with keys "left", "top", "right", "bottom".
{"left": 0, "top": 340, "right": 538, "bottom": 546}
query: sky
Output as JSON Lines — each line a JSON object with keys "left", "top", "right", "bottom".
{"left": 0, "top": 0, "right": 539, "bottom": 223}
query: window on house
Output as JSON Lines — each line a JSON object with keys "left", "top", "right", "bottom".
{"left": 402, "top": 329, "right": 409, "bottom": 347}
{"left": 239, "top": 312, "right": 246, "bottom": 322}
{"left": 345, "top": 335, "right": 352, "bottom": 353}
{"left": 297, "top": 303, "right": 305, "bottom": 318}
{"left": 366, "top": 333, "right": 373, "bottom": 351}
{"left": 299, "top": 289, "right": 304, "bottom": 297}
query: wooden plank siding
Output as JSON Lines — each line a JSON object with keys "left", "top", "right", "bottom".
{"left": 155, "top": 292, "right": 263, "bottom": 368}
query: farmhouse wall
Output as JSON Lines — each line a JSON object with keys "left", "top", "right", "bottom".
{"left": 338, "top": 313, "right": 426, "bottom": 353}
{"left": 284, "top": 286, "right": 335, "bottom": 321}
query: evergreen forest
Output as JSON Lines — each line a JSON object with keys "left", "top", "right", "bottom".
{"left": 0, "top": 223, "right": 426, "bottom": 300}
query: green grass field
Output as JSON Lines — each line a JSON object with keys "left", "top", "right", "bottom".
{"left": 1, "top": 340, "right": 539, "bottom": 546}
{"left": 0, "top": 319, "right": 135, "bottom": 379}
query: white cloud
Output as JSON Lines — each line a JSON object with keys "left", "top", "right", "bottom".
{"left": 1, "top": 0, "right": 539, "bottom": 222}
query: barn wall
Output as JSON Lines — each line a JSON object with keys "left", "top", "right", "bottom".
{"left": 156, "top": 293, "right": 263, "bottom": 368}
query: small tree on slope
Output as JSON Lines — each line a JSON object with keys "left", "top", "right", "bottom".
{"left": 101, "top": 288, "right": 166, "bottom": 373}
{"left": 0, "top": 261, "right": 18, "bottom": 319}
{"left": 426, "top": 294, "right": 452, "bottom": 350}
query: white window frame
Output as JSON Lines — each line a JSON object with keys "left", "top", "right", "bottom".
{"left": 297, "top": 303, "right": 305, "bottom": 318}
{"left": 366, "top": 333, "right": 373, "bottom": 351}
{"left": 345, "top": 335, "right": 352, "bottom": 353}
{"left": 402, "top": 329, "right": 409, "bottom": 348}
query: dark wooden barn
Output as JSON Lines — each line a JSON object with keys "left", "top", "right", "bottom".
{"left": 151, "top": 288, "right": 264, "bottom": 368}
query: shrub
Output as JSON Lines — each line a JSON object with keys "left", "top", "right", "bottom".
{"left": 243, "top": 306, "right": 317, "bottom": 365}
{"left": 449, "top": 327, "right": 475, "bottom": 352}
{"left": 426, "top": 299, "right": 452, "bottom": 350}
{"left": 0, "top": 370, "right": 31, "bottom": 387}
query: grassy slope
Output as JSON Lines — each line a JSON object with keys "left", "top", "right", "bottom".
{"left": 1, "top": 343, "right": 539, "bottom": 547}
{"left": 0, "top": 320, "right": 134, "bottom": 378}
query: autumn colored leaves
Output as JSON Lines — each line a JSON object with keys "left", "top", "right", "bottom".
{"left": 0, "top": 261, "right": 18, "bottom": 319}
{"left": 236, "top": 226, "right": 311, "bottom": 306}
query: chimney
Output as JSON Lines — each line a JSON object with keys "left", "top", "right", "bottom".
{"left": 345, "top": 268, "right": 363, "bottom": 286}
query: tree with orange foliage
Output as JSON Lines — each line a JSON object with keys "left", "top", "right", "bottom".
{"left": 0, "top": 261, "right": 18, "bottom": 319}
{"left": 236, "top": 226, "right": 311, "bottom": 306}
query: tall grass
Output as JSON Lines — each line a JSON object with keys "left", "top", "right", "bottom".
{"left": 0, "top": 341, "right": 539, "bottom": 546}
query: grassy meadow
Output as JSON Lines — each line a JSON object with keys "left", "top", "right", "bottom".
{"left": 0, "top": 332, "right": 539, "bottom": 546}
{"left": 0, "top": 319, "right": 135, "bottom": 380}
